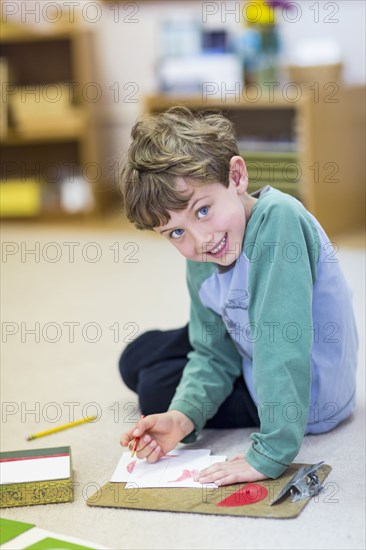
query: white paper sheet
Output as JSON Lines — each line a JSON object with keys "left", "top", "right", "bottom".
{"left": 110, "top": 449, "right": 227, "bottom": 488}
{"left": 0, "top": 455, "right": 70, "bottom": 484}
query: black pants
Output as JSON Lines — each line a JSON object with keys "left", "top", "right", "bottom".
{"left": 119, "top": 324, "right": 259, "bottom": 429}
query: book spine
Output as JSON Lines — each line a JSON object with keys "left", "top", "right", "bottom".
{"left": 0, "top": 479, "right": 73, "bottom": 508}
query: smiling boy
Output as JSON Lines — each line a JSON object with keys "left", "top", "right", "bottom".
{"left": 118, "top": 107, "right": 358, "bottom": 486}
{"left": 156, "top": 170, "right": 256, "bottom": 265}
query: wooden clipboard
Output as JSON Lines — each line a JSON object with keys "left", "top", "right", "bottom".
{"left": 86, "top": 463, "right": 332, "bottom": 519}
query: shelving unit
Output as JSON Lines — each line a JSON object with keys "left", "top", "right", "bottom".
{"left": 144, "top": 88, "right": 365, "bottom": 236}
{"left": 0, "top": 21, "right": 99, "bottom": 220}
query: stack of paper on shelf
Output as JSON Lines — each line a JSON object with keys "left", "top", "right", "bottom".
{"left": 8, "top": 84, "right": 86, "bottom": 138}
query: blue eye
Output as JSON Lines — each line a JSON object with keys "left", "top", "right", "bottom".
{"left": 197, "top": 206, "right": 209, "bottom": 218}
{"left": 170, "top": 228, "right": 185, "bottom": 239}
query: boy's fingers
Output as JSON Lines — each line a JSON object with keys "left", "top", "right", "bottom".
{"left": 133, "top": 414, "right": 156, "bottom": 437}
{"left": 120, "top": 430, "right": 136, "bottom": 447}
{"left": 146, "top": 445, "right": 161, "bottom": 464}
{"left": 228, "top": 454, "right": 245, "bottom": 462}
{"left": 120, "top": 415, "right": 157, "bottom": 448}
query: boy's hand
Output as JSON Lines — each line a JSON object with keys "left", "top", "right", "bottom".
{"left": 120, "top": 410, "right": 194, "bottom": 463}
{"left": 193, "top": 454, "right": 269, "bottom": 486}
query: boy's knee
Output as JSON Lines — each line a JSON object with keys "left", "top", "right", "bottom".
{"left": 118, "top": 330, "right": 161, "bottom": 390}
{"left": 118, "top": 341, "right": 138, "bottom": 390}
{"left": 137, "top": 372, "right": 170, "bottom": 416}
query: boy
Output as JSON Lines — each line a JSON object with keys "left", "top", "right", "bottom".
{"left": 119, "top": 106, "right": 358, "bottom": 486}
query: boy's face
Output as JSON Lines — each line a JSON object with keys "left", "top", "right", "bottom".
{"left": 155, "top": 157, "right": 256, "bottom": 267}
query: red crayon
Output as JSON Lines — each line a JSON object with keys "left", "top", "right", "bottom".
{"left": 130, "top": 415, "right": 145, "bottom": 458}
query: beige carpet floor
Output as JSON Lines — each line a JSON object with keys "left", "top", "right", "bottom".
{"left": 1, "top": 222, "right": 365, "bottom": 550}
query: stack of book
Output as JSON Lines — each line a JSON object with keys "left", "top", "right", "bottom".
{"left": 0, "top": 446, "right": 73, "bottom": 508}
{"left": 238, "top": 139, "right": 301, "bottom": 199}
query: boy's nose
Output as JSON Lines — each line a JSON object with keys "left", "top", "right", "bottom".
{"left": 192, "top": 230, "right": 214, "bottom": 255}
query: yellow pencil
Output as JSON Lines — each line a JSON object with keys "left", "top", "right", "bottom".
{"left": 26, "top": 415, "right": 97, "bottom": 441}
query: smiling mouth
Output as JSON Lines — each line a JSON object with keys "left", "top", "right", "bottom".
{"left": 207, "top": 234, "right": 227, "bottom": 255}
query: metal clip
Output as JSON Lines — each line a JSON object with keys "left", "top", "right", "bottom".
{"left": 270, "top": 462, "right": 325, "bottom": 505}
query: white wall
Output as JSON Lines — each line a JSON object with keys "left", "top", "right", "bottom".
{"left": 277, "top": 0, "right": 366, "bottom": 85}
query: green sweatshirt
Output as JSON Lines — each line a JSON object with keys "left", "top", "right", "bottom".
{"left": 169, "top": 187, "right": 358, "bottom": 478}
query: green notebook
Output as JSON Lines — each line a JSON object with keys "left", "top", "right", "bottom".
{"left": 24, "top": 537, "right": 96, "bottom": 550}
{"left": 0, "top": 518, "right": 35, "bottom": 544}
{"left": 0, "top": 519, "right": 102, "bottom": 549}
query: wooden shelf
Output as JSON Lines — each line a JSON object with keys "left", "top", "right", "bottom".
{"left": 144, "top": 89, "right": 366, "bottom": 236}
{"left": 1, "top": 116, "right": 88, "bottom": 146}
{"left": 0, "top": 21, "right": 77, "bottom": 43}
{"left": 145, "top": 94, "right": 307, "bottom": 112}
{"left": 0, "top": 22, "right": 100, "bottom": 220}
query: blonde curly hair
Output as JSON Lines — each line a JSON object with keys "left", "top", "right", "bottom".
{"left": 120, "top": 106, "right": 239, "bottom": 230}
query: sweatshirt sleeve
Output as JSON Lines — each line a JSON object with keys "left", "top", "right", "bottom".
{"left": 245, "top": 199, "right": 319, "bottom": 478}
{"left": 169, "top": 261, "right": 243, "bottom": 442}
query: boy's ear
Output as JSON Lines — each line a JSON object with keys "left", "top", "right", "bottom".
{"left": 229, "top": 156, "right": 249, "bottom": 194}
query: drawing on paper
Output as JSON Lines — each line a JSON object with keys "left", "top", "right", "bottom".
{"left": 126, "top": 461, "right": 137, "bottom": 474}
{"left": 168, "top": 469, "right": 198, "bottom": 483}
